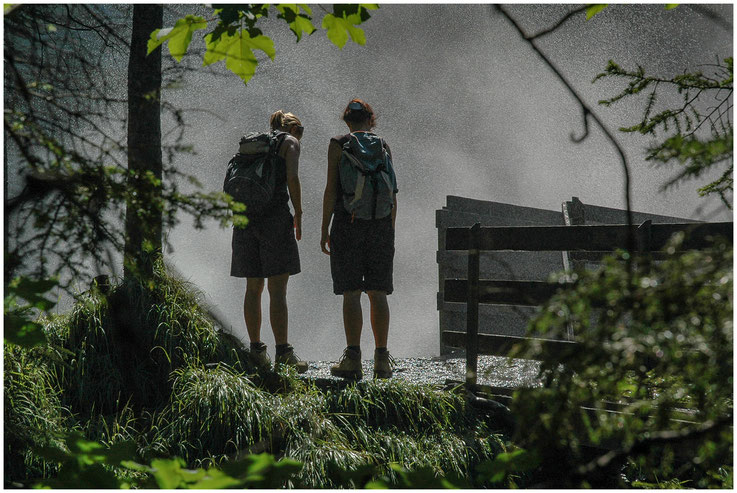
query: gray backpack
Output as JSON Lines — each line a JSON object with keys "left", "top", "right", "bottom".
{"left": 223, "top": 130, "right": 285, "bottom": 216}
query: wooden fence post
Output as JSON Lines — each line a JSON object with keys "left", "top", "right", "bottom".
{"left": 636, "top": 220, "right": 652, "bottom": 253}
{"left": 466, "top": 223, "right": 481, "bottom": 389}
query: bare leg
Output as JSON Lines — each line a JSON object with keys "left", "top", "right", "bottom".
{"left": 343, "top": 289, "right": 363, "bottom": 346}
{"left": 367, "top": 290, "right": 389, "bottom": 348}
{"left": 244, "top": 278, "right": 265, "bottom": 343}
{"left": 267, "top": 273, "right": 289, "bottom": 345}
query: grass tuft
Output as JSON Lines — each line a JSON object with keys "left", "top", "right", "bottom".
{"left": 4, "top": 343, "right": 71, "bottom": 483}
{"left": 327, "top": 379, "right": 465, "bottom": 432}
{"left": 152, "top": 364, "right": 277, "bottom": 464}
{"left": 53, "top": 260, "right": 255, "bottom": 417}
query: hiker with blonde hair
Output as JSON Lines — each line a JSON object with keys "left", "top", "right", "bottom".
{"left": 227, "top": 110, "right": 307, "bottom": 372}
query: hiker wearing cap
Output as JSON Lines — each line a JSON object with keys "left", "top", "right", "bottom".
{"left": 228, "top": 110, "right": 308, "bottom": 373}
{"left": 320, "top": 99, "right": 399, "bottom": 380}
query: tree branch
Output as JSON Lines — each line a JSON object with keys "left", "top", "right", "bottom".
{"left": 575, "top": 414, "right": 733, "bottom": 484}
{"left": 527, "top": 5, "right": 589, "bottom": 41}
{"left": 494, "top": 5, "right": 635, "bottom": 243}
{"left": 689, "top": 5, "right": 732, "bottom": 33}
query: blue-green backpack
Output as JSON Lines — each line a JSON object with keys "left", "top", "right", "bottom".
{"left": 339, "top": 132, "right": 397, "bottom": 220}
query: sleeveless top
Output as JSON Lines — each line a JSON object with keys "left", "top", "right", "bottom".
{"left": 330, "top": 132, "right": 395, "bottom": 218}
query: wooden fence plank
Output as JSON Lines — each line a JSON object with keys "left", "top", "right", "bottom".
{"left": 442, "top": 330, "right": 576, "bottom": 357}
{"left": 444, "top": 279, "right": 564, "bottom": 306}
{"left": 445, "top": 222, "right": 733, "bottom": 252}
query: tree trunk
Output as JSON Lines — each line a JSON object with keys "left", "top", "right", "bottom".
{"left": 124, "top": 4, "right": 163, "bottom": 281}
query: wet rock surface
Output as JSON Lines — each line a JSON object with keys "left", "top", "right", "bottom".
{"left": 302, "top": 355, "right": 542, "bottom": 388}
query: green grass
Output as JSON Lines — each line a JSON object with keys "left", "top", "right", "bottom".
{"left": 6, "top": 261, "right": 510, "bottom": 488}
{"left": 152, "top": 364, "right": 277, "bottom": 465}
{"left": 326, "top": 379, "right": 465, "bottom": 432}
{"left": 4, "top": 343, "right": 71, "bottom": 483}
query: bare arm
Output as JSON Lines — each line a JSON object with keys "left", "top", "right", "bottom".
{"left": 321, "top": 140, "right": 341, "bottom": 255}
{"left": 282, "top": 135, "right": 302, "bottom": 240}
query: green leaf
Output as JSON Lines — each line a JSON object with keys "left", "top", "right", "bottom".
{"left": 275, "top": 5, "right": 316, "bottom": 41}
{"left": 189, "top": 469, "right": 244, "bottom": 489}
{"left": 4, "top": 276, "right": 57, "bottom": 347}
{"left": 357, "top": 3, "right": 379, "bottom": 22}
{"left": 203, "top": 31, "right": 228, "bottom": 65}
{"left": 9, "top": 276, "right": 58, "bottom": 310}
{"left": 365, "top": 479, "right": 390, "bottom": 488}
{"left": 290, "top": 15, "right": 316, "bottom": 41}
{"left": 213, "top": 5, "right": 241, "bottom": 26}
{"left": 204, "top": 29, "right": 275, "bottom": 83}
{"left": 225, "top": 33, "right": 260, "bottom": 83}
{"left": 664, "top": 4, "right": 679, "bottom": 9}
{"left": 150, "top": 458, "right": 187, "bottom": 489}
{"left": 147, "top": 15, "right": 208, "bottom": 61}
{"left": 322, "top": 13, "right": 367, "bottom": 49}
{"left": 34, "top": 445, "right": 70, "bottom": 464}
{"left": 333, "top": 4, "right": 378, "bottom": 22}
{"left": 5, "top": 318, "right": 51, "bottom": 350}
{"left": 476, "top": 449, "right": 539, "bottom": 483}
{"left": 586, "top": 4, "right": 608, "bottom": 20}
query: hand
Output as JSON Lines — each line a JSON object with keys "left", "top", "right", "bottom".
{"left": 320, "top": 232, "right": 331, "bottom": 255}
{"left": 293, "top": 213, "right": 302, "bottom": 241}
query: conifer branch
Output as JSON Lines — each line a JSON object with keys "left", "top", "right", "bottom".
{"left": 596, "top": 56, "right": 733, "bottom": 207}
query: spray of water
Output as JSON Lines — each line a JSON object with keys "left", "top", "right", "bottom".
{"left": 44, "top": 4, "right": 733, "bottom": 360}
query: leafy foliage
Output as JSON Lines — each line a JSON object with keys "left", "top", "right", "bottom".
{"left": 275, "top": 4, "right": 316, "bottom": 41}
{"left": 148, "top": 4, "right": 378, "bottom": 83}
{"left": 4, "top": 276, "right": 58, "bottom": 347}
{"left": 508, "top": 234, "right": 733, "bottom": 487}
{"left": 595, "top": 58, "right": 733, "bottom": 207}
{"left": 148, "top": 15, "right": 208, "bottom": 62}
{"left": 4, "top": 5, "right": 239, "bottom": 289}
{"left": 322, "top": 4, "right": 379, "bottom": 49}
{"left": 32, "top": 431, "right": 303, "bottom": 489}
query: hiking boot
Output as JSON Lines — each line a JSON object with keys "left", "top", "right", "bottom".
{"left": 249, "top": 344, "right": 271, "bottom": 371}
{"left": 275, "top": 345, "right": 308, "bottom": 374}
{"left": 330, "top": 347, "right": 363, "bottom": 380}
{"left": 373, "top": 348, "right": 394, "bottom": 379}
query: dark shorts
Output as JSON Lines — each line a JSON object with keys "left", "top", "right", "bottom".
{"left": 230, "top": 209, "right": 300, "bottom": 278}
{"left": 329, "top": 213, "right": 394, "bottom": 295}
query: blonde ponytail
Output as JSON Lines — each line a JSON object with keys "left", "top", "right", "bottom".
{"left": 269, "top": 110, "right": 302, "bottom": 131}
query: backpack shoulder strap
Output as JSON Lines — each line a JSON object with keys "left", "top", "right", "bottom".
{"left": 270, "top": 130, "right": 290, "bottom": 155}
{"left": 381, "top": 138, "right": 392, "bottom": 159}
{"left": 331, "top": 133, "right": 351, "bottom": 147}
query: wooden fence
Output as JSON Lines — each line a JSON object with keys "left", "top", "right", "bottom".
{"left": 442, "top": 219, "right": 733, "bottom": 387}
{"left": 436, "top": 196, "right": 701, "bottom": 355}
